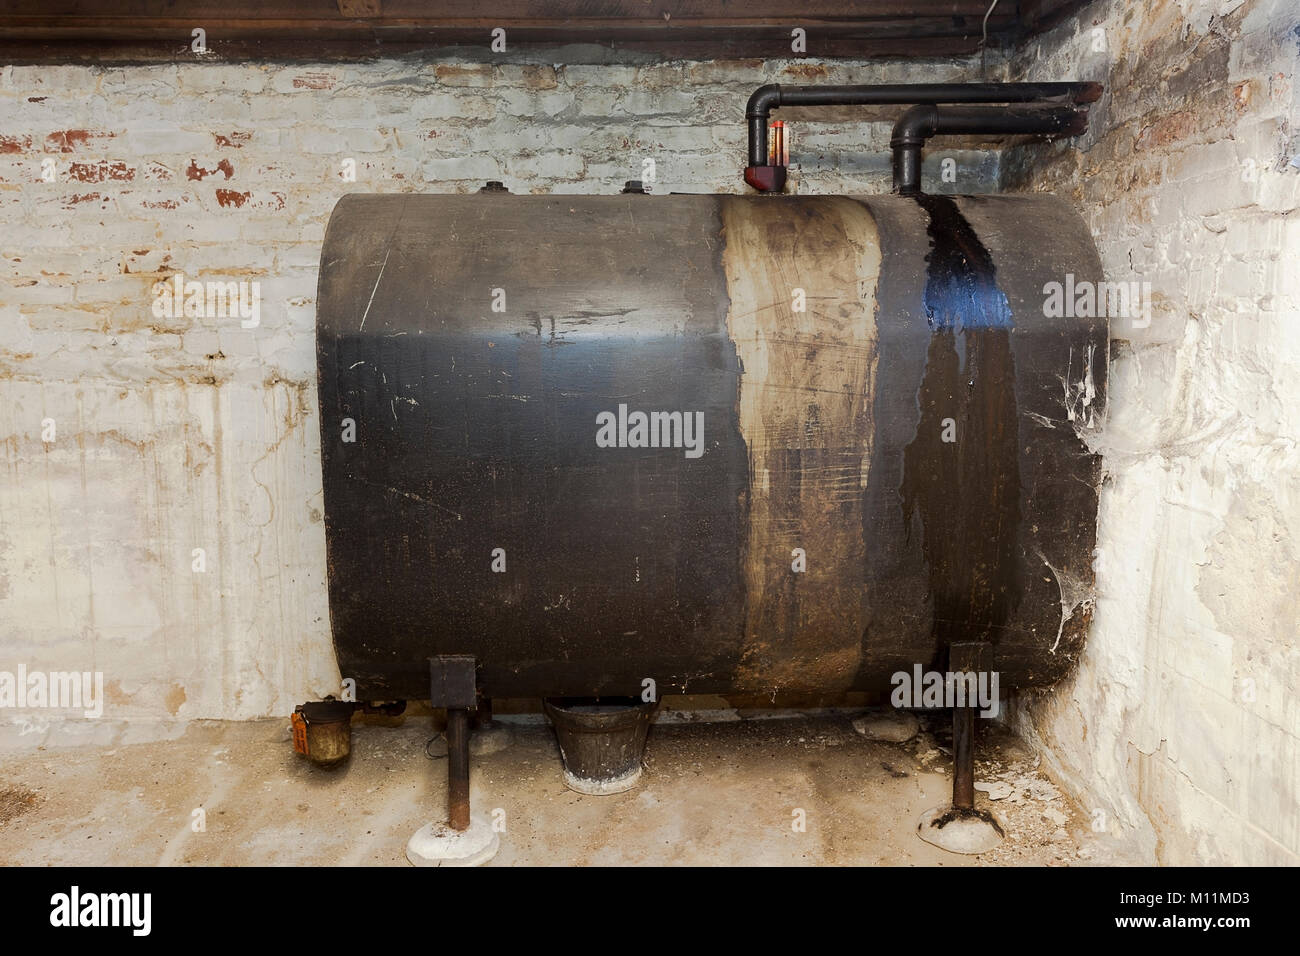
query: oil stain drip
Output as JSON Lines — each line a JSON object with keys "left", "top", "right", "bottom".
{"left": 902, "top": 195, "right": 1021, "bottom": 649}
{"left": 915, "top": 194, "right": 1013, "bottom": 331}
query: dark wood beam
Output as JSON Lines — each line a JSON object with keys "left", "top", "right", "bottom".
{"left": 0, "top": 1, "right": 1094, "bottom": 63}
{"left": 1018, "top": 0, "right": 1095, "bottom": 36}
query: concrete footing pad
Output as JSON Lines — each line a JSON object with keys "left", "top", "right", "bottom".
{"left": 916, "top": 805, "right": 1005, "bottom": 855}
{"left": 406, "top": 814, "right": 500, "bottom": 867}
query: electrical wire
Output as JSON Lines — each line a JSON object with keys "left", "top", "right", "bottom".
{"left": 981, "top": 0, "right": 1001, "bottom": 81}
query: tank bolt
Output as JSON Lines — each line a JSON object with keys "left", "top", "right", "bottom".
{"left": 479, "top": 180, "right": 509, "bottom": 193}
{"left": 621, "top": 180, "right": 649, "bottom": 194}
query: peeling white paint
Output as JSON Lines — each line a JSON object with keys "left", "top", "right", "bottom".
{"left": 1012, "top": 0, "right": 1300, "bottom": 865}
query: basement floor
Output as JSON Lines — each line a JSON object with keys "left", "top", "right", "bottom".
{"left": 0, "top": 711, "right": 1128, "bottom": 866}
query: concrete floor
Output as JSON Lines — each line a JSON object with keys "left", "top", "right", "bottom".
{"left": 0, "top": 711, "right": 1112, "bottom": 865}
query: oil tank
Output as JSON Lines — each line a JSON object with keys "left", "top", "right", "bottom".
{"left": 315, "top": 191, "right": 1106, "bottom": 702}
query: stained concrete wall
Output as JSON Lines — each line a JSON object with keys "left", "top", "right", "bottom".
{"left": 0, "top": 54, "right": 999, "bottom": 738}
{"left": 1004, "top": 0, "right": 1299, "bottom": 865}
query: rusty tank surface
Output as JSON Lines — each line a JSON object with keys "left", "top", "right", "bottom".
{"left": 315, "top": 191, "right": 1106, "bottom": 703}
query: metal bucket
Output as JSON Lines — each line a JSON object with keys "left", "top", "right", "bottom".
{"left": 543, "top": 697, "right": 656, "bottom": 795}
{"left": 292, "top": 700, "right": 355, "bottom": 767}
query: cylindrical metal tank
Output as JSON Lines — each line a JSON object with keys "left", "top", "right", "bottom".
{"left": 316, "top": 192, "right": 1106, "bottom": 702}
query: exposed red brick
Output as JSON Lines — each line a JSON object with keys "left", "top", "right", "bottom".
{"left": 214, "top": 131, "right": 252, "bottom": 148}
{"left": 142, "top": 198, "right": 181, "bottom": 210}
{"left": 435, "top": 64, "right": 492, "bottom": 82}
{"left": 142, "top": 162, "right": 173, "bottom": 181}
{"left": 0, "top": 135, "right": 33, "bottom": 154}
{"left": 215, "top": 188, "right": 250, "bottom": 208}
{"left": 68, "top": 161, "right": 134, "bottom": 183}
{"left": 292, "top": 72, "right": 335, "bottom": 90}
{"left": 186, "top": 158, "right": 235, "bottom": 180}
{"left": 782, "top": 63, "right": 830, "bottom": 80}
{"left": 65, "top": 192, "right": 101, "bottom": 205}
{"left": 213, "top": 189, "right": 286, "bottom": 211}
{"left": 45, "top": 129, "right": 114, "bottom": 152}
{"left": 27, "top": 97, "right": 46, "bottom": 103}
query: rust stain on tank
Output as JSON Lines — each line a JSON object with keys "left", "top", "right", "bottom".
{"left": 720, "top": 196, "right": 881, "bottom": 693}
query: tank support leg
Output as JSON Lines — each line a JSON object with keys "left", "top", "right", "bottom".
{"left": 405, "top": 655, "right": 499, "bottom": 866}
{"left": 446, "top": 706, "right": 471, "bottom": 831}
{"left": 952, "top": 697, "right": 975, "bottom": 809}
{"left": 916, "top": 641, "right": 1005, "bottom": 855}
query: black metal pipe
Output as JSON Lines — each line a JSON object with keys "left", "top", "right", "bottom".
{"left": 890, "top": 104, "right": 1087, "bottom": 194}
{"left": 446, "top": 707, "right": 470, "bottom": 831}
{"left": 745, "top": 81, "right": 1101, "bottom": 170}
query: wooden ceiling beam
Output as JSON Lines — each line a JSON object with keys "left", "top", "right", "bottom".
{"left": 0, "top": 1, "right": 1094, "bottom": 62}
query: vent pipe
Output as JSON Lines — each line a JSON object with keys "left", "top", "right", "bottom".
{"left": 743, "top": 81, "right": 1102, "bottom": 193}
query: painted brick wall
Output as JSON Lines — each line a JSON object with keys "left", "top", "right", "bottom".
{"left": 1004, "top": 0, "right": 1300, "bottom": 865}
{"left": 0, "top": 54, "right": 997, "bottom": 740}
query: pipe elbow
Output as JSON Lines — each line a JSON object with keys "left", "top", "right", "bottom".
{"left": 746, "top": 84, "right": 782, "bottom": 119}
{"left": 890, "top": 104, "right": 939, "bottom": 149}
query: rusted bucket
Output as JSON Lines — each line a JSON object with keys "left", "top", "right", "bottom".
{"left": 543, "top": 697, "right": 655, "bottom": 795}
{"left": 292, "top": 700, "right": 355, "bottom": 767}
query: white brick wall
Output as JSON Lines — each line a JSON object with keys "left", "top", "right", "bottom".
{"left": 1007, "top": 0, "right": 1300, "bottom": 866}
